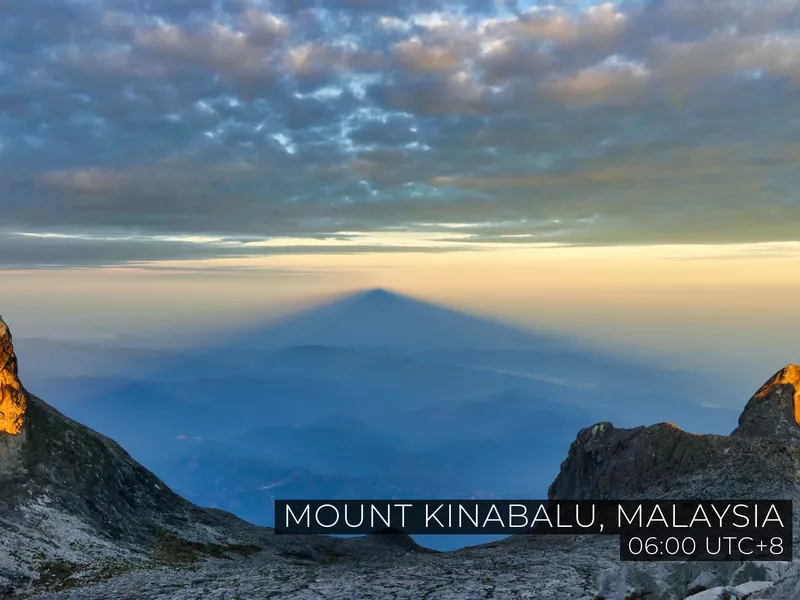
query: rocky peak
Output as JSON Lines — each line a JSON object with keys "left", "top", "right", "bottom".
{"left": 0, "top": 316, "right": 279, "bottom": 591}
{"left": 548, "top": 365, "right": 800, "bottom": 502}
{"left": 731, "top": 364, "right": 800, "bottom": 443}
{"left": 0, "top": 315, "right": 26, "bottom": 435}
{"left": 544, "top": 366, "right": 800, "bottom": 599}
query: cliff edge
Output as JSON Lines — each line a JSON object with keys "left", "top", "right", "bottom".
{"left": 549, "top": 364, "right": 800, "bottom": 502}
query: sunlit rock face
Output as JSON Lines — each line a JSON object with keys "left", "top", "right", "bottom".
{"left": 1, "top": 310, "right": 799, "bottom": 599}
{"left": 0, "top": 316, "right": 26, "bottom": 435}
{"left": 731, "top": 364, "right": 800, "bottom": 443}
{"left": 548, "top": 365, "right": 800, "bottom": 502}
{"left": 544, "top": 364, "right": 800, "bottom": 599}
{"left": 0, "top": 315, "right": 289, "bottom": 592}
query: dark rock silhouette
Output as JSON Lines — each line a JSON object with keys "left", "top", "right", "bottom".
{"left": 0, "top": 314, "right": 252, "bottom": 541}
{"left": 3, "top": 311, "right": 800, "bottom": 599}
{"left": 0, "top": 315, "right": 394, "bottom": 595}
{"left": 732, "top": 364, "right": 800, "bottom": 442}
{"left": 549, "top": 365, "right": 800, "bottom": 503}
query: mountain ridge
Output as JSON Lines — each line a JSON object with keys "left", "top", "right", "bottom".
{"left": 550, "top": 363, "right": 800, "bottom": 503}
{"left": 4, "top": 313, "right": 800, "bottom": 598}
{"left": 0, "top": 315, "right": 423, "bottom": 595}
{"left": 0, "top": 315, "right": 253, "bottom": 586}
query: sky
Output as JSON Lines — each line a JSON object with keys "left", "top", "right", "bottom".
{"left": 2, "top": 0, "right": 800, "bottom": 385}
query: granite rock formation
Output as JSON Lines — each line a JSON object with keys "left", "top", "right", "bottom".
{"left": 549, "top": 365, "right": 800, "bottom": 503}
{"left": 545, "top": 364, "right": 800, "bottom": 600}
{"left": 0, "top": 316, "right": 417, "bottom": 596}
{"left": 0, "top": 317, "right": 26, "bottom": 436}
{"left": 732, "top": 364, "right": 800, "bottom": 442}
{"left": 3, "top": 312, "right": 800, "bottom": 599}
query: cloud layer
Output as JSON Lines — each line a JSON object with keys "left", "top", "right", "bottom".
{"left": 3, "top": 0, "right": 800, "bottom": 267}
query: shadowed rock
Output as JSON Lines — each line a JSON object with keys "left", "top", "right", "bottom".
{"left": 0, "top": 316, "right": 281, "bottom": 591}
{"left": 543, "top": 367, "right": 800, "bottom": 599}
{"left": 4, "top": 310, "right": 800, "bottom": 600}
{"left": 548, "top": 420, "right": 800, "bottom": 501}
{"left": 731, "top": 364, "right": 800, "bottom": 442}
{"left": 0, "top": 315, "right": 240, "bottom": 544}
{"left": 548, "top": 366, "right": 800, "bottom": 502}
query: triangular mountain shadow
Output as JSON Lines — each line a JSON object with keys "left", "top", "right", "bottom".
{"left": 156, "top": 288, "right": 727, "bottom": 423}
{"left": 207, "top": 288, "right": 578, "bottom": 352}
{"left": 4, "top": 314, "right": 800, "bottom": 597}
{"left": 13, "top": 288, "right": 739, "bottom": 442}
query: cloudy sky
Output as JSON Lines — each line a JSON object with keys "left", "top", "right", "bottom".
{"left": 2, "top": 0, "right": 800, "bottom": 378}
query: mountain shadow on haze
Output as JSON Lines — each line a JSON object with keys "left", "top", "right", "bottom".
{"left": 5, "top": 309, "right": 800, "bottom": 597}
{"left": 221, "top": 288, "right": 572, "bottom": 352}
{"left": 15, "top": 289, "right": 740, "bottom": 550}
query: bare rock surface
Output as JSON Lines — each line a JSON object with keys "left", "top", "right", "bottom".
{"left": 732, "top": 365, "right": 800, "bottom": 443}
{"left": 0, "top": 316, "right": 355, "bottom": 595}
{"left": 549, "top": 363, "right": 800, "bottom": 504}
{"left": 3, "top": 314, "right": 800, "bottom": 599}
{"left": 19, "top": 536, "right": 800, "bottom": 600}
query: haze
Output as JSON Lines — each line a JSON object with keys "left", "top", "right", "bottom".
{"left": 4, "top": 0, "right": 800, "bottom": 386}
{"left": 3, "top": 242, "right": 800, "bottom": 389}
{"left": 3, "top": 0, "right": 800, "bottom": 550}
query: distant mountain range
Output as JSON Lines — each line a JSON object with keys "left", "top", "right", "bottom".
{"left": 0, "top": 315, "right": 425, "bottom": 596}
{"left": 3, "top": 307, "right": 800, "bottom": 598}
{"left": 14, "top": 289, "right": 740, "bottom": 550}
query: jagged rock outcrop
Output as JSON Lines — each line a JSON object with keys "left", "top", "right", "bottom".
{"left": 0, "top": 317, "right": 26, "bottom": 436}
{"left": 549, "top": 365, "right": 800, "bottom": 502}
{"left": 732, "top": 364, "right": 800, "bottom": 442}
{"left": 0, "top": 316, "right": 257, "bottom": 590}
{"left": 0, "top": 316, "right": 435, "bottom": 597}
{"left": 545, "top": 365, "right": 800, "bottom": 600}
{"left": 4, "top": 312, "right": 800, "bottom": 600}
{"left": 547, "top": 421, "right": 800, "bottom": 502}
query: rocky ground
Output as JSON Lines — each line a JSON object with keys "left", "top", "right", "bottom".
{"left": 17, "top": 534, "right": 800, "bottom": 600}
{"left": 4, "top": 313, "right": 800, "bottom": 600}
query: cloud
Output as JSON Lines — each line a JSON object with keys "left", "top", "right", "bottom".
{"left": 650, "top": 30, "right": 800, "bottom": 86}
{"left": 486, "top": 3, "right": 628, "bottom": 46}
{"left": 0, "top": 231, "right": 478, "bottom": 270}
{"left": 131, "top": 20, "right": 280, "bottom": 83}
{"left": 370, "top": 70, "right": 491, "bottom": 115}
{"left": 539, "top": 57, "right": 651, "bottom": 107}
{"left": 40, "top": 168, "right": 132, "bottom": 195}
{"left": 393, "top": 38, "right": 464, "bottom": 74}
{"left": 3, "top": 0, "right": 800, "bottom": 268}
